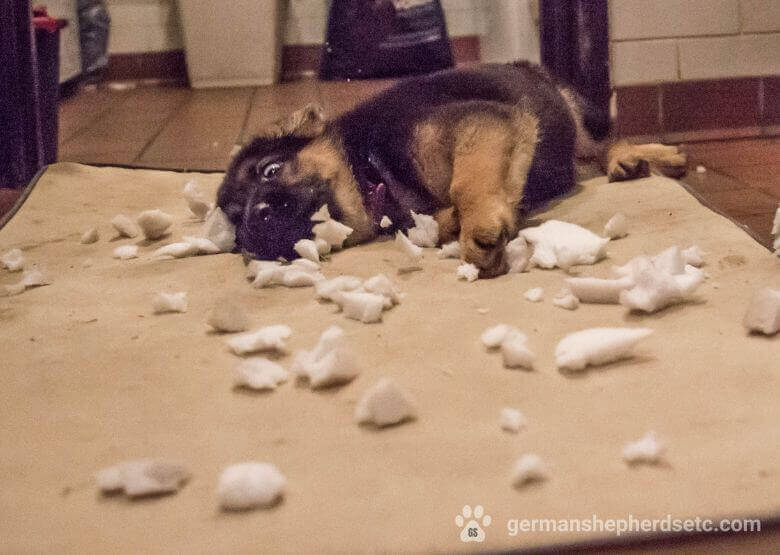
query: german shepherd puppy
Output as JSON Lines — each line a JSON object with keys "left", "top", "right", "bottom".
{"left": 217, "top": 62, "right": 685, "bottom": 277}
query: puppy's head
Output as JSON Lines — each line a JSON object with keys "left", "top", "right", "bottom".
{"left": 217, "top": 104, "right": 361, "bottom": 260}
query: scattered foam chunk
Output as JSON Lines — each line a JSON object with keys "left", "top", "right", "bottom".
{"left": 521, "top": 220, "right": 609, "bottom": 269}
{"left": 281, "top": 269, "right": 324, "bottom": 287}
{"left": 217, "top": 462, "right": 286, "bottom": 511}
{"left": 603, "top": 213, "right": 628, "bottom": 239}
{"left": 682, "top": 245, "right": 705, "bottom": 267}
{"left": 506, "top": 236, "right": 531, "bottom": 273}
{"left": 363, "top": 274, "right": 402, "bottom": 307}
{"left": 650, "top": 246, "right": 686, "bottom": 276}
{"left": 311, "top": 204, "right": 331, "bottom": 222}
{"left": 438, "top": 241, "right": 460, "bottom": 259}
{"left": 395, "top": 230, "right": 423, "bottom": 261}
{"left": 201, "top": 207, "right": 236, "bottom": 253}
{"left": 248, "top": 261, "right": 323, "bottom": 289}
{"left": 207, "top": 298, "right": 250, "bottom": 333}
{"left": 565, "top": 275, "right": 634, "bottom": 304}
{"left": 4, "top": 269, "right": 50, "bottom": 296}
{"left": 96, "top": 459, "right": 190, "bottom": 498}
{"left": 500, "top": 408, "right": 527, "bottom": 433}
{"left": 335, "top": 291, "right": 385, "bottom": 323}
{"left": 153, "top": 242, "right": 198, "bottom": 259}
{"left": 380, "top": 215, "right": 392, "bottom": 229}
{"left": 555, "top": 327, "right": 653, "bottom": 372}
{"left": 407, "top": 211, "right": 439, "bottom": 247}
{"left": 743, "top": 288, "right": 780, "bottom": 335}
{"left": 524, "top": 287, "right": 543, "bottom": 302}
{"left": 112, "top": 245, "right": 138, "bottom": 260}
{"left": 291, "top": 258, "right": 320, "bottom": 272}
{"left": 511, "top": 454, "right": 547, "bottom": 487}
{"left": 234, "top": 358, "right": 288, "bottom": 390}
{"left": 292, "top": 325, "right": 359, "bottom": 388}
{"left": 111, "top": 214, "right": 140, "bottom": 238}
{"left": 355, "top": 378, "right": 416, "bottom": 427}
{"left": 227, "top": 325, "right": 292, "bottom": 355}
{"left": 500, "top": 330, "right": 535, "bottom": 370}
{"left": 481, "top": 325, "right": 510, "bottom": 349}
{"left": 695, "top": 165, "right": 706, "bottom": 174}
{"left": 315, "top": 275, "right": 363, "bottom": 302}
{"left": 80, "top": 227, "right": 99, "bottom": 244}
{"left": 137, "top": 209, "right": 174, "bottom": 240}
{"left": 183, "top": 235, "right": 221, "bottom": 254}
{"left": 315, "top": 238, "right": 331, "bottom": 255}
{"left": 552, "top": 289, "right": 579, "bottom": 310}
{"left": 313, "top": 219, "right": 353, "bottom": 250}
{"left": 622, "top": 431, "right": 665, "bottom": 465}
{"left": 294, "top": 239, "right": 320, "bottom": 263}
{"left": 152, "top": 292, "right": 188, "bottom": 314}
{"left": 456, "top": 263, "right": 479, "bottom": 282}
{"left": 619, "top": 259, "right": 704, "bottom": 313}
{"left": 183, "top": 181, "right": 212, "bottom": 220}
{"left": 1, "top": 248, "right": 24, "bottom": 272}
{"left": 476, "top": 308, "right": 489, "bottom": 314}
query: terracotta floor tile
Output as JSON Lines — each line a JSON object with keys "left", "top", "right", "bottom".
{"left": 731, "top": 212, "right": 776, "bottom": 248}
{"left": 699, "top": 188, "right": 778, "bottom": 218}
{"left": 0, "top": 188, "right": 23, "bottom": 222}
{"left": 58, "top": 88, "right": 130, "bottom": 144}
{"left": 682, "top": 168, "right": 751, "bottom": 194}
{"left": 716, "top": 165, "right": 780, "bottom": 200}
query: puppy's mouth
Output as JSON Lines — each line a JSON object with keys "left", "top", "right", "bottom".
{"left": 235, "top": 186, "right": 323, "bottom": 260}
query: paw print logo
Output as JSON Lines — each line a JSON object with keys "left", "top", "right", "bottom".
{"left": 455, "top": 504, "right": 491, "bottom": 543}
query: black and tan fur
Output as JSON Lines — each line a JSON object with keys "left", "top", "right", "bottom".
{"left": 218, "top": 62, "right": 686, "bottom": 277}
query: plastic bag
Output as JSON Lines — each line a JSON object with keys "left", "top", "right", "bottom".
{"left": 77, "top": 0, "right": 110, "bottom": 79}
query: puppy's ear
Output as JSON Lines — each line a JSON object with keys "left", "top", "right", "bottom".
{"left": 273, "top": 103, "right": 326, "bottom": 138}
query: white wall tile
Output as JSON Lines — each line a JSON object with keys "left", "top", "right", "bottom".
{"left": 610, "top": 0, "right": 739, "bottom": 40}
{"left": 740, "top": 0, "right": 780, "bottom": 32}
{"left": 611, "top": 39, "right": 679, "bottom": 85}
{"left": 678, "top": 33, "right": 780, "bottom": 79}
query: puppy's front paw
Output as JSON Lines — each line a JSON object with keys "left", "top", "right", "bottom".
{"left": 461, "top": 223, "right": 509, "bottom": 279}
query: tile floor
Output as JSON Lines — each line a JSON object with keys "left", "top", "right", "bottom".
{"left": 0, "top": 80, "right": 778, "bottom": 252}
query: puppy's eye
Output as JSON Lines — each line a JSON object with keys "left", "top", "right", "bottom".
{"left": 258, "top": 161, "right": 283, "bottom": 180}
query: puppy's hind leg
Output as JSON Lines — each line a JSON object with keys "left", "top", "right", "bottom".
{"left": 606, "top": 141, "right": 687, "bottom": 182}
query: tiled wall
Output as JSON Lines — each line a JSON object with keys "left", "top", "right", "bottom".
{"left": 610, "top": 0, "right": 780, "bottom": 86}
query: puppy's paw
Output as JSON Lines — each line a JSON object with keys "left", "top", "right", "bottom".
{"left": 608, "top": 155, "right": 650, "bottom": 182}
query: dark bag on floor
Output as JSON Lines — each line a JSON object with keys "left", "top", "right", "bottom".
{"left": 320, "top": 0, "right": 453, "bottom": 80}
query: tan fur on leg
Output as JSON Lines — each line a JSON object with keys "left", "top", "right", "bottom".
{"left": 607, "top": 141, "right": 687, "bottom": 182}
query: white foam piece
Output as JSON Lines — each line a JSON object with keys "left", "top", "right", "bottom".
{"left": 695, "top": 165, "right": 706, "bottom": 173}
{"left": 80, "top": 227, "right": 99, "bottom": 244}
{"left": 291, "top": 258, "right": 320, "bottom": 272}
{"left": 564, "top": 275, "right": 634, "bottom": 304}
{"left": 681, "top": 245, "right": 705, "bottom": 267}
{"left": 251, "top": 266, "right": 285, "bottom": 289}
{"left": 207, "top": 299, "right": 250, "bottom": 333}
{"left": 217, "top": 462, "right": 286, "bottom": 511}
{"left": 521, "top": 220, "right": 609, "bottom": 269}
{"left": 651, "top": 246, "right": 686, "bottom": 275}
{"left": 152, "top": 291, "right": 188, "bottom": 314}
{"left": 314, "top": 238, "right": 331, "bottom": 255}
{"left": 395, "top": 230, "right": 423, "bottom": 261}
{"left": 1, "top": 248, "right": 24, "bottom": 272}
{"left": 294, "top": 239, "right": 320, "bottom": 263}
{"left": 336, "top": 291, "right": 385, "bottom": 323}
{"left": 111, "top": 214, "right": 140, "bottom": 238}
{"left": 183, "top": 181, "right": 212, "bottom": 220}
{"left": 227, "top": 325, "right": 292, "bottom": 355}
{"left": 96, "top": 459, "right": 190, "bottom": 498}
{"left": 438, "top": 241, "right": 460, "bottom": 259}
{"left": 501, "top": 330, "right": 534, "bottom": 370}
{"left": 552, "top": 289, "right": 579, "bottom": 310}
{"left": 355, "top": 377, "right": 416, "bottom": 427}
{"left": 311, "top": 204, "right": 331, "bottom": 222}
{"left": 363, "top": 274, "right": 401, "bottom": 306}
{"left": 511, "top": 454, "right": 547, "bottom": 487}
{"left": 315, "top": 275, "right": 363, "bottom": 302}
{"left": 500, "top": 408, "right": 527, "bottom": 433}
{"left": 555, "top": 327, "right": 653, "bottom": 371}
{"left": 281, "top": 269, "right": 324, "bottom": 288}
{"left": 292, "top": 325, "right": 360, "bottom": 388}
{"left": 136, "top": 209, "right": 174, "bottom": 240}
{"left": 246, "top": 260, "right": 282, "bottom": 280}
{"left": 603, "top": 213, "right": 628, "bottom": 239}
{"left": 183, "top": 235, "right": 221, "bottom": 254}
{"left": 379, "top": 215, "right": 392, "bottom": 229}
{"left": 407, "top": 210, "right": 439, "bottom": 247}
{"left": 4, "top": 269, "right": 50, "bottom": 296}
{"left": 112, "top": 245, "right": 138, "bottom": 260}
{"left": 506, "top": 236, "right": 531, "bottom": 273}
{"left": 456, "top": 263, "right": 479, "bottom": 282}
{"left": 622, "top": 431, "right": 665, "bottom": 465}
{"left": 524, "top": 287, "right": 543, "bottom": 302}
{"left": 234, "top": 358, "right": 289, "bottom": 390}
{"left": 313, "top": 219, "right": 353, "bottom": 250}
{"left": 481, "top": 324, "right": 510, "bottom": 349}
{"left": 153, "top": 242, "right": 199, "bottom": 259}
{"left": 200, "top": 207, "right": 236, "bottom": 253}
{"left": 743, "top": 287, "right": 780, "bottom": 335}
{"left": 619, "top": 261, "right": 705, "bottom": 313}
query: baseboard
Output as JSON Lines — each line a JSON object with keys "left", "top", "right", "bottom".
{"left": 105, "top": 50, "right": 188, "bottom": 84}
